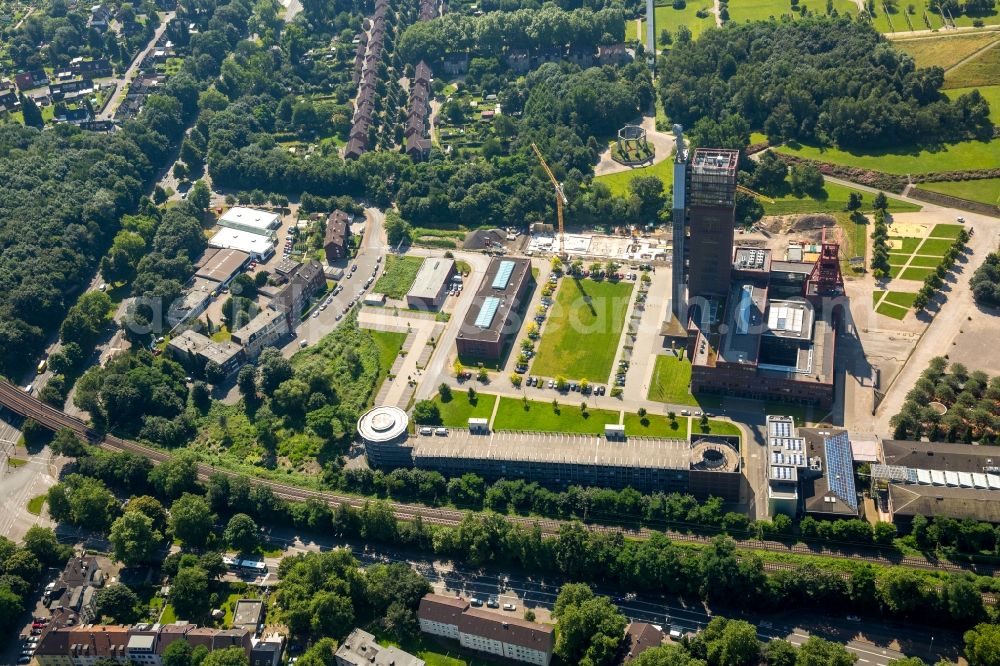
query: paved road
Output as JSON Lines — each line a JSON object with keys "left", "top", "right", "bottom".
{"left": 281, "top": 207, "right": 386, "bottom": 354}
{"left": 99, "top": 12, "right": 175, "bottom": 121}
{"left": 0, "top": 434, "right": 60, "bottom": 543}
{"left": 256, "top": 527, "right": 948, "bottom": 666}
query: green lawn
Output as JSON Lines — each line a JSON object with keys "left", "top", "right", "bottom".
{"left": 370, "top": 329, "right": 407, "bottom": 393}
{"left": 433, "top": 391, "right": 498, "bottom": 427}
{"left": 883, "top": 291, "right": 918, "bottom": 308}
{"left": 950, "top": 8, "right": 1000, "bottom": 27}
{"left": 623, "top": 412, "right": 684, "bottom": 437}
{"left": 594, "top": 156, "right": 675, "bottom": 197}
{"left": 630, "top": 3, "right": 717, "bottom": 47}
{"left": 692, "top": 418, "right": 743, "bottom": 440}
{"left": 889, "top": 265, "right": 904, "bottom": 279}
{"left": 7, "top": 457, "right": 27, "bottom": 468}
{"left": 889, "top": 254, "right": 910, "bottom": 266}
{"left": 27, "top": 495, "right": 46, "bottom": 515}
{"left": 493, "top": 397, "right": 620, "bottom": 434}
{"left": 373, "top": 255, "right": 424, "bottom": 299}
{"left": 943, "top": 86, "right": 1000, "bottom": 123}
{"left": 763, "top": 181, "right": 920, "bottom": 216}
{"left": 876, "top": 302, "right": 910, "bottom": 320}
{"left": 727, "top": 0, "right": 794, "bottom": 23}
{"left": 899, "top": 266, "right": 937, "bottom": 281}
{"left": 917, "top": 178, "right": 1000, "bottom": 207}
{"left": 896, "top": 33, "right": 1000, "bottom": 70}
{"left": 369, "top": 624, "right": 493, "bottom": 666}
{"left": 646, "top": 354, "right": 721, "bottom": 409}
{"left": 531, "top": 278, "right": 634, "bottom": 382}
{"left": 908, "top": 255, "right": 942, "bottom": 267}
{"left": 776, "top": 139, "right": 1000, "bottom": 174}
{"left": 916, "top": 237, "right": 955, "bottom": 256}
{"left": 944, "top": 37, "right": 1000, "bottom": 88}
{"left": 889, "top": 237, "right": 922, "bottom": 253}
{"left": 929, "top": 223, "right": 967, "bottom": 239}
{"left": 873, "top": 290, "right": 885, "bottom": 307}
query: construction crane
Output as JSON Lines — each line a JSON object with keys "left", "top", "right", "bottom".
{"left": 736, "top": 184, "right": 776, "bottom": 204}
{"left": 531, "top": 142, "right": 568, "bottom": 257}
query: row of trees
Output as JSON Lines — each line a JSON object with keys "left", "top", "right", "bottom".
{"left": 970, "top": 249, "right": 1000, "bottom": 308}
{"left": 0, "top": 527, "right": 73, "bottom": 631}
{"left": 658, "top": 18, "right": 993, "bottom": 149}
{"left": 891, "top": 357, "right": 1000, "bottom": 443}
{"left": 912, "top": 229, "right": 970, "bottom": 314}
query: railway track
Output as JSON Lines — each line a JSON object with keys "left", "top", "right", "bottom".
{"left": 1, "top": 381, "right": 994, "bottom": 577}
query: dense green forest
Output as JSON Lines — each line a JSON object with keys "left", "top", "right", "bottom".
{"left": 658, "top": 17, "right": 993, "bottom": 148}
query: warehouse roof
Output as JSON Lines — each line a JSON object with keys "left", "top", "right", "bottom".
{"left": 195, "top": 248, "right": 250, "bottom": 283}
{"left": 219, "top": 206, "right": 280, "bottom": 232}
{"left": 209, "top": 227, "right": 275, "bottom": 257}
{"left": 407, "top": 258, "right": 455, "bottom": 300}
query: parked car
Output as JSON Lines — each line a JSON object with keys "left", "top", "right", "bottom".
{"left": 470, "top": 598, "right": 484, "bottom": 607}
{"left": 680, "top": 409, "right": 690, "bottom": 416}
{"left": 502, "top": 603, "right": 516, "bottom": 611}
{"left": 351, "top": 264, "right": 358, "bottom": 272}
{"left": 487, "top": 597, "right": 500, "bottom": 608}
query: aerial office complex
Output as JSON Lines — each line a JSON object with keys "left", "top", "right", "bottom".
{"left": 670, "top": 135, "right": 843, "bottom": 407}
{"left": 455, "top": 257, "right": 534, "bottom": 360}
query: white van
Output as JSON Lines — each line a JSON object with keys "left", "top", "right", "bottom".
{"left": 434, "top": 427, "right": 448, "bottom": 436}
{"left": 419, "top": 427, "right": 433, "bottom": 435}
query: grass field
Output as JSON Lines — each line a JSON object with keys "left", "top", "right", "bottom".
{"left": 776, "top": 138, "right": 1000, "bottom": 174}
{"left": 889, "top": 254, "right": 910, "bottom": 266}
{"left": 899, "top": 266, "right": 937, "bottom": 281}
{"left": 629, "top": 3, "right": 717, "bottom": 46}
{"left": 8, "top": 457, "right": 27, "bottom": 468}
{"left": 916, "top": 237, "right": 955, "bottom": 256}
{"left": 493, "top": 396, "right": 620, "bottom": 434}
{"left": 908, "top": 255, "right": 943, "bottom": 267}
{"left": 373, "top": 255, "right": 424, "bottom": 299}
{"left": 889, "top": 265, "right": 903, "bottom": 278}
{"left": 623, "top": 412, "right": 683, "bottom": 437}
{"left": 889, "top": 237, "right": 922, "bottom": 253}
{"left": 531, "top": 278, "right": 634, "bottom": 381}
{"left": 594, "top": 156, "right": 675, "bottom": 197}
{"left": 943, "top": 86, "right": 1000, "bottom": 123}
{"left": 917, "top": 178, "right": 1000, "bottom": 206}
{"left": 370, "top": 329, "right": 407, "bottom": 392}
{"left": 727, "top": 0, "right": 794, "bottom": 23}
{"left": 896, "top": 33, "right": 1000, "bottom": 70}
{"left": 763, "top": 181, "right": 920, "bottom": 216}
{"left": 930, "top": 223, "right": 966, "bottom": 239}
{"left": 370, "top": 624, "right": 493, "bottom": 666}
{"left": 883, "top": 291, "right": 918, "bottom": 308}
{"left": 433, "top": 391, "right": 498, "bottom": 427}
{"left": 693, "top": 418, "right": 742, "bottom": 440}
{"left": 873, "top": 291, "right": 885, "bottom": 307}
{"left": 27, "top": 495, "right": 46, "bottom": 515}
{"left": 944, "top": 42, "right": 1000, "bottom": 88}
{"left": 646, "top": 354, "right": 722, "bottom": 408}
{"left": 876, "top": 301, "right": 910, "bottom": 319}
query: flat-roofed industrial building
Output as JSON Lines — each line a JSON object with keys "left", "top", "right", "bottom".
{"left": 406, "top": 257, "right": 456, "bottom": 309}
{"left": 195, "top": 248, "right": 251, "bottom": 285}
{"left": 219, "top": 206, "right": 281, "bottom": 237}
{"left": 209, "top": 227, "right": 275, "bottom": 261}
{"left": 456, "top": 257, "right": 533, "bottom": 360}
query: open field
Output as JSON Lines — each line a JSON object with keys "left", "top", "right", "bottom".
{"left": 493, "top": 396, "right": 620, "bottom": 434}
{"left": 944, "top": 41, "right": 1000, "bottom": 88}
{"left": 763, "top": 181, "right": 920, "bottom": 216}
{"left": 895, "top": 33, "right": 1000, "bottom": 70}
{"left": 915, "top": 237, "right": 955, "bottom": 256}
{"left": 728, "top": 0, "right": 857, "bottom": 24}
{"left": 917, "top": 178, "right": 1000, "bottom": 206}
{"left": 370, "top": 329, "right": 407, "bottom": 393}
{"left": 943, "top": 85, "right": 1000, "bottom": 123}
{"left": 629, "top": 3, "right": 717, "bottom": 46}
{"left": 776, "top": 139, "right": 1000, "bottom": 174}
{"left": 531, "top": 278, "right": 633, "bottom": 382}
{"left": 883, "top": 291, "right": 918, "bottom": 308}
{"left": 594, "top": 156, "right": 674, "bottom": 197}
{"left": 929, "top": 223, "right": 966, "bottom": 239}
{"left": 433, "top": 391, "right": 498, "bottom": 427}
{"left": 899, "top": 266, "right": 937, "bottom": 281}
{"left": 889, "top": 236, "right": 921, "bottom": 253}
{"left": 373, "top": 255, "right": 423, "bottom": 299}
{"left": 623, "top": 412, "right": 683, "bottom": 437}
{"left": 908, "top": 255, "right": 943, "bottom": 267}
{"left": 951, "top": 8, "right": 1000, "bottom": 28}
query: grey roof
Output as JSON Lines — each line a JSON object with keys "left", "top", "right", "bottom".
{"left": 335, "top": 628, "right": 424, "bottom": 666}
{"left": 408, "top": 258, "right": 455, "bottom": 300}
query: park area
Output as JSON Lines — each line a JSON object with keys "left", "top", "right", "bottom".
{"left": 875, "top": 222, "right": 965, "bottom": 319}
{"left": 432, "top": 390, "right": 498, "bottom": 427}
{"left": 594, "top": 155, "right": 674, "bottom": 197}
{"left": 647, "top": 354, "right": 722, "bottom": 409}
{"left": 917, "top": 177, "right": 1000, "bottom": 206}
{"left": 627, "top": 3, "right": 716, "bottom": 46}
{"left": 493, "top": 396, "right": 620, "bottom": 434}
{"left": 896, "top": 32, "right": 1000, "bottom": 70}
{"left": 775, "top": 138, "right": 1000, "bottom": 174}
{"left": 373, "top": 255, "right": 423, "bottom": 299}
{"left": 727, "top": 0, "right": 857, "bottom": 24}
{"left": 944, "top": 41, "right": 1000, "bottom": 88}
{"left": 762, "top": 181, "right": 920, "bottom": 216}
{"left": 530, "top": 278, "right": 634, "bottom": 381}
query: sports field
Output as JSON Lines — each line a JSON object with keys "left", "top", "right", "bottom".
{"left": 896, "top": 33, "right": 1000, "bottom": 70}
{"left": 944, "top": 41, "right": 1000, "bottom": 88}
{"left": 595, "top": 156, "right": 675, "bottom": 197}
{"left": 776, "top": 139, "right": 1000, "bottom": 174}
{"left": 493, "top": 396, "right": 620, "bottom": 434}
{"left": 629, "top": 3, "right": 717, "bottom": 47}
{"left": 763, "top": 181, "right": 920, "bottom": 216}
{"left": 531, "top": 278, "right": 634, "bottom": 382}
{"left": 917, "top": 178, "right": 1000, "bottom": 206}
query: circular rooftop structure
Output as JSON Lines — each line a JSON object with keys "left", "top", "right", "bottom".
{"left": 690, "top": 438, "right": 741, "bottom": 473}
{"left": 357, "top": 406, "right": 409, "bottom": 443}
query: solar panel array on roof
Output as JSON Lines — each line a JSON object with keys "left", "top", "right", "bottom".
{"left": 492, "top": 260, "right": 515, "bottom": 290}
{"left": 475, "top": 296, "right": 501, "bottom": 328}
{"left": 768, "top": 305, "right": 804, "bottom": 334}
{"left": 823, "top": 432, "right": 858, "bottom": 510}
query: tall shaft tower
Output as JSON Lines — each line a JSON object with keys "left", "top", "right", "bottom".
{"left": 671, "top": 125, "right": 688, "bottom": 322}
{"left": 646, "top": 0, "right": 656, "bottom": 65}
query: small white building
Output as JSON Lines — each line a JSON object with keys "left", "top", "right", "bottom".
{"left": 218, "top": 207, "right": 281, "bottom": 237}
{"left": 208, "top": 227, "right": 275, "bottom": 261}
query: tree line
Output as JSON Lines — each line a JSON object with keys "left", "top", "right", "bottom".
{"left": 0, "top": 528, "right": 73, "bottom": 633}
{"left": 657, "top": 17, "right": 993, "bottom": 149}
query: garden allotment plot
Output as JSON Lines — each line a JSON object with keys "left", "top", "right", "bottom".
{"left": 531, "top": 278, "right": 634, "bottom": 382}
